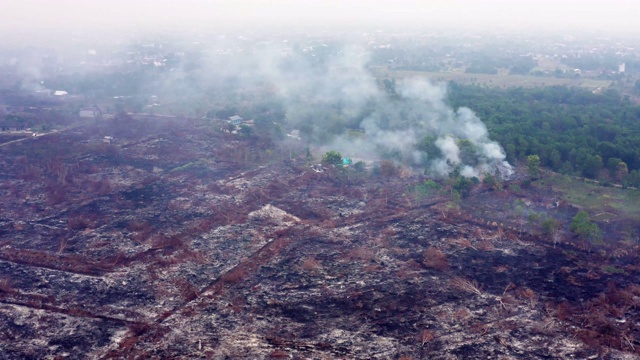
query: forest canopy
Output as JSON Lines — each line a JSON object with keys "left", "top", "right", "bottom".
{"left": 445, "top": 83, "right": 640, "bottom": 185}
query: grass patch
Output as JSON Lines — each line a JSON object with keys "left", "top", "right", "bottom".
{"left": 534, "top": 174, "right": 640, "bottom": 222}
{"left": 592, "top": 212, "right": 616, "bottom": 222}
{"left": 406, "top": 180, "right": 441, "bottom": 200}
{"left": 170, "top": 161, "right": 201, "bottom": 173}
{"left": 373, "top": 67, "right": 612, "bottom": 90}
{"left": 601, "top": 265, "right": 626, "bottom": 275}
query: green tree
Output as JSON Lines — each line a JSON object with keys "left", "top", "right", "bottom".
{"left": 410, "top": 180, "right": 440, "bottom": 200}
{"left": 445, "top": 84, "right": 640, "bottom": 178}
{"left": 238, "top": 124, "right": 255, "bottom": 138}
{"left": 583, "top": 155, "right": 603, "bottom": 179}
{"left": 417, "top": 136, "right": 441, "bottom": 158}
{"left": 542, "top": 218, "right": 561, "bottom": 234}
{"left": 482, "top": 172, "right": 497, "bottom": 189}
{"left": 549, "top": 149, "right": 562, "bottom": 170}
{"left": 623, "top": 170, "right": 640, "bottom": 188}
{"left": 453, "top": 176, "right": 475, "bottom": 198}
{"left": 527, "top": 154, "right": 541, "bottom": 179}
{"left": 353, "top": 161, "right": 366, "bottom": 173}
{"left": 570, "top": 211, "right": 602, "bottom": 245}
{"left": 304, "top": 147, "right": 313, "bottom": 164}
{"left": 458, "top": 139, "right": 479, "bottom": 166}
{"left": 541, "top": 217, "right": 562, "bottom": 247}
{"left": 527, "top": 212, "right": 542, "bottom": 231}
{"left": 615, "top": 161, "right": 629, "bottom": 182}
{"left": 215, "top": 107, "right": 238, "bottom": 119}
{"left": 322, "top": 151, "right": 343, "bottom": 166}
{"left": 378, "top": 160, "right": 399, "bottom": 179}
{"left": 607, "top": 157, "right": 622, "bottom": 175}
{"left": 382, "top": 78, "right": 397, "bottom": 97}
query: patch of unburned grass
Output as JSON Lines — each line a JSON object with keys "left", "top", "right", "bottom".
{"left": 592, "top": 212, "right": 616, "bottom": 222}
{"left": 373, "top": 67, "right": 612, "bottom": 90}
{"left": 534, "top": 174, "right": 640, "bottom": 222}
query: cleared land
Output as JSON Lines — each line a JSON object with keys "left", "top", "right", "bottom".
{"left": 1, "top": 115, "right": 640, "bottom": 358}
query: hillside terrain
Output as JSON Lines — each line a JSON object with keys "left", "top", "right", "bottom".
{"left": 1, "top": 115, "right": 640, "bottom": 359}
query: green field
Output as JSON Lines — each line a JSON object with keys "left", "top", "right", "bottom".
{"left": 534, "top": 174, "right": 640, "bottom": 223}
{"left": 373, "top": 67, "right": 612, "bottom": 90}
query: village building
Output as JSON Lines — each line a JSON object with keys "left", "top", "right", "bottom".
{"left": 287, "top": 129, "right": 301, "bottom": 140}
{"left": 228, "top": 115, "right": 244, "bottom": 126}
{"left": 78, "top": 107, "right": 102, "bottom": 118}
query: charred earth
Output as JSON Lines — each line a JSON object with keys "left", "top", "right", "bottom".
{"left": 1, "top": 114, "right": 640, "bottom": 359}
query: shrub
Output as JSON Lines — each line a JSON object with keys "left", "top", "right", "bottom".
{"left": 422, "top": 247, "right": 449, "bottom": 270}
{"left": 268, "top": 350, "right": 289, "bottom": 358}
{"left": 418, "top": 330, "right": 435, "bottom": 346}
{"left": 570, "top": 211, "right": 602, "bottom": 245}
{"left": 221, "top": 268, "right": 248, "bottom": 284}
{"left": 321, "top": 150, "right": 342, "bottom": 165}
{"left": 378, "top": 160, "right": 398, "bottom": 179}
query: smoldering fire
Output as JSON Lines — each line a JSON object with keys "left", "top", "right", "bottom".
{"left": 255, "top": 45, "right": 513, "bottom": 179}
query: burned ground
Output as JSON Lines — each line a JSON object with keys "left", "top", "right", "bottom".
{"left": 1, "top": 116, "right": 640, "bottom": 359}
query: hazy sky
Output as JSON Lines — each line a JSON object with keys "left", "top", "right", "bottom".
{"left": 3, "top": 0, "right": 639, "bottom": 35}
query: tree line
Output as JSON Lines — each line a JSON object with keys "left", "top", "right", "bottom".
{"left": 446, "top": 83, "right": 640, "bottom": 187}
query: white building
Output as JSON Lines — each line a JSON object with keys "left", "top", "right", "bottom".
{"left": 287, "top": 129, "right": 301, "bottom": 140}
{"left": 79, "top": 107, "right": 102, "bottom": 118}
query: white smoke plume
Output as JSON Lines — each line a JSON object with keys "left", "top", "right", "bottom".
{"left": 16, "top": 36, "right": 510, "bottom": 179}
{"left": 254, "top": 45, "right": 513, "bottom": 179}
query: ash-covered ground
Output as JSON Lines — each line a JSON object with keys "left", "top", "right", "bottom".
{"left": 1, "top": 115, "right": 639, "bottom": 359}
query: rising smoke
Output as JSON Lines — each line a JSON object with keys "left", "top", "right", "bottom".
{"left": 256, "top": 45, "right": 513, "bottom": 179}
{"left": 3, "top": 36, "right": 513, "bottom": 179}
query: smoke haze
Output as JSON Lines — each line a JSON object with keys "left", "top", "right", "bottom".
{"left": 249, "top": 45, "right": 513, "bottom": 178}
{"left": 2, "top": 0, "right": 639, "bottom": 39}
{"left": 1, "top": 31, "right": 514, "bottom": 178}
{"left": 12, "top": 0, "right": 631, "bottom": 180}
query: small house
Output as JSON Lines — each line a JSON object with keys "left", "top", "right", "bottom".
{"left": 228, "top": 115, "right": 243, "bottom": 126}
{"left": 287, "top": 129, "right": 301, "bottom": 140}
